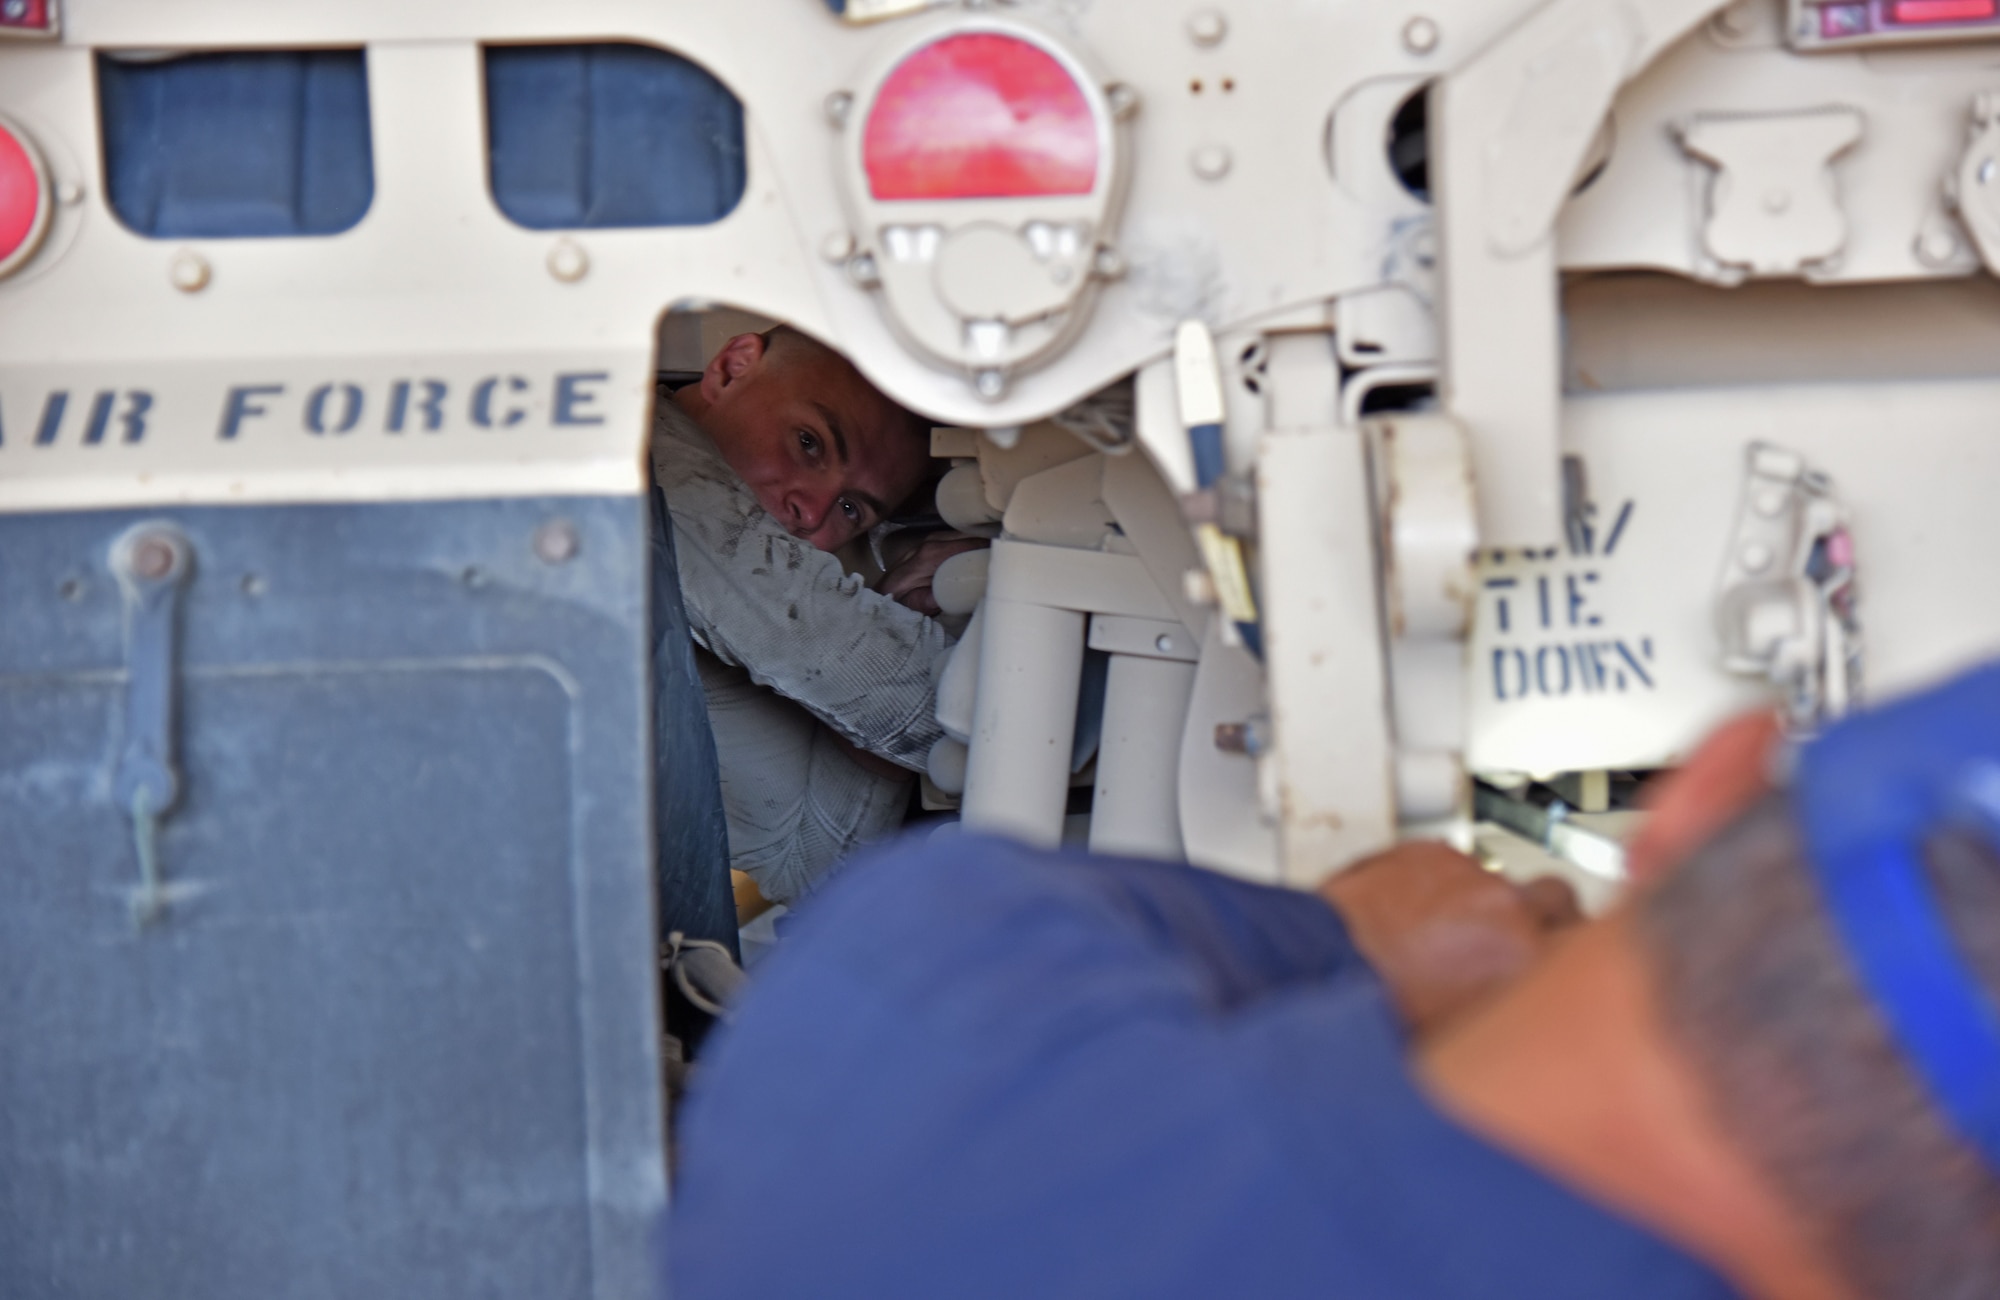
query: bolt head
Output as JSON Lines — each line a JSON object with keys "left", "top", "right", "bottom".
{"left": 130, "top": 536, "right": 176, "bottom": 580}
{"left": 169, "top": 250, "right": 210, "bottom": 293}
{"left": 534, "top": 519, "right": 581, "bottom": 565}
{"left": 973, "top": 369, "right": 1006, "bottom": 400}
{"left": 1155, "top": 633, "right": 1175, "bottom": 654}
{"left": 1106, "top": 82, "right": 1140, "bottom": 121}
{"left": 1402, "top": 15, "right": 1440, "bottom": 55}
{"left": 1186, "top": 9, "right": 1227, "bottom": 46}
{"left": 824, "top": 91, "right": 854, "bottom": 128}
{"left": 821, "top": 230, "right": 856, "bottom": 264}
{"left": 1191, "top": 143, "right": 1233, "bottom": 181}
{"left": 546, "top": 238, "right": 589, "bottom": 283}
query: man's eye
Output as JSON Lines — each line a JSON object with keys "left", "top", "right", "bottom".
{"left": 797, "top": 430, "right": 820, "bottom": 456}
{"left": 839, "top": 499, "right": 861, "bottom": 523}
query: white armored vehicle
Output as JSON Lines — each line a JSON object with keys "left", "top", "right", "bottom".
{"left": 5, "top": 0, "right": 2000, "bottom": 1292}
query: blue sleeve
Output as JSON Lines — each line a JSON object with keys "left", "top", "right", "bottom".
{"left": 670, "top": 834, "right": 1739, "bottom": 1300}
{"left": 669, "top": 834, "right": 1377, "bottom": 1298}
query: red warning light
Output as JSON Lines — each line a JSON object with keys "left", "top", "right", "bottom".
{"left": 863, "top": 33, "right": 1099, "bottom": 201}
{"left": 0, "top": 119, "right": 46, "bottom": 270}
{"left": 1890, "top": 0, "right": 1996, "bottom": 20}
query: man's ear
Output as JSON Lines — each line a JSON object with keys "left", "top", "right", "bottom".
{"left": 702, "top": 332, "right": 768, "bottom": 404}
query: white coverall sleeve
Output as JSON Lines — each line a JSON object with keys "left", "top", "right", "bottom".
{"left": 657, "top": 430, "right": 953, "bottom": 771}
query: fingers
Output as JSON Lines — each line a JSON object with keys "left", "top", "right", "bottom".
{"left": 894, "top": 585, "right": 940, "bottom": 616}
{"left": 1516, "top": 875, "right": 1582, "bottom": 931}
{"left": 1625, "top": 709, "right": 1781, "bottom": 882}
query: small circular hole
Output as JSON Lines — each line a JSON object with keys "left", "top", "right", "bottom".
{"left": 1222, "top": 77, "right": 1235, "bottom": 92}
{"left": 240, "top": 573, "right": 266, "bottom": 598}
{"left": 58, "top": 578, "right": 83, "bottom": 602}
{"left": 1190, "top": 79, "right": 1203, "bottom": 94}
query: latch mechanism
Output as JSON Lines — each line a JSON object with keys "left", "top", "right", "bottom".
{"left": 1677, "top": 106, "right": 1863, "bottom": 280}
{"left": 1715, "top": 444, "right": 1858, "bottom": 728}
{"left": 111, "top": 523, "right": 193, "bottom": 927}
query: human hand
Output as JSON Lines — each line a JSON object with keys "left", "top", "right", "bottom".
{"left": 878, "top": 531, "right": 990, "bottom": 616}
{"left": 1623, "top": 709, "right": 1781, "bottom": 883}
{"left": 1319, "top": 841, "right": 1580, "bottom": 1035}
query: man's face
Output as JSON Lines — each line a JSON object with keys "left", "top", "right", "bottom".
{"left": 687, "top": 332, "right": 931, "bottom": 552}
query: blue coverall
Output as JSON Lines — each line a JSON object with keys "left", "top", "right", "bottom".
{"left": 671, "top": 834, "right": 1741, "bottom": 1299}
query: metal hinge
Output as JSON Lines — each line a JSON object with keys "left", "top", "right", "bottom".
{"left": 110, "top": 523, "right": 193, "bottom": 928}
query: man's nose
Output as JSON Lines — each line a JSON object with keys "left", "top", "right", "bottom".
{"left": 785, "top": 485, "right": 833, "bottom": 537}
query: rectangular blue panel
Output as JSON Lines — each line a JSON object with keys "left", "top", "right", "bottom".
{"left": 0, "top": 496, "right": 724, "bottom": 1299}
{"left": 486, "top": 43, "right": 746, "bottom": 230}
{"left": 98, "top": 50, "right": 374, "bottom": 238}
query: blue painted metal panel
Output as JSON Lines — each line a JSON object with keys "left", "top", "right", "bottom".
{"left": 0, "top": 495, "right": 727, "bottom": 1299}
{"left": 98, "top": 50, "right": 375, "bottom": 238}
{"left": 485, "top": 44, "right": 746, "bottom": 230}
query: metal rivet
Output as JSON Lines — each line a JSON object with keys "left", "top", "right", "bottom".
{"left": 1402, "top": 15, "right": 1440, "bottom": 54}
{"left": 821, "top": 230, "right": 856, "bottom": 264}
{"left": 547, "top": 238, "right": 589, "bottom": 283}
{"left": 1092, "top": 246, "right": 1126, "bottom": 279}
{"left": 846, "top": 252, "right": 880, "bottom": 288}
{"left": 169, "top": 250, "right": 210, "bottom": 293}
{"left": 1186, "top": 9, "right": 1227, "bottom": 46}
{"left": 1155, "top": 634, "right": 1174, "bottom": 653}
{"left": 534, "top": 519, "right": 581, "bottom": 566}
{"left": 974, "top": 369, "right": 1006, "bottom": 400}
{"left": 1191, "top": 143, "right": 1232, "bottom": 181}
{"left": 131, "top": 535, "right": 176, "bottom": 580}
{"left": 824, "top": 91, "right": 854, "bottom": 128}
{"left": 1740, "top": 542, "right": 1773, "bottom": 574}
{"left": 55, "top": 179, "right": 83, "bottom": 206}
{"left": 1106, "top": 82, "right": 1140, "bottom": 121}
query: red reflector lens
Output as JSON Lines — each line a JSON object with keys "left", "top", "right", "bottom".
{"left": 864, "top": 33, "right": 1098, "bottom": 201}
{"left": 0, "top": 123, "right": 43, "bottom": 266}
{"left": 1890, "top": 0, "right": 1995, "bottom": 21}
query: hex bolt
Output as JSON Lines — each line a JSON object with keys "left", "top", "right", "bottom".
{"left": 534, "top": 519, "right": 581, "bottom": 566}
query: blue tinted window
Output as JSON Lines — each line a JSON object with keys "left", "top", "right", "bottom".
{"left": 484, "top": 43, "right": 745, "bottom": 230}
{"left": 98, "top": 50, "right": 374, "bottom": 238}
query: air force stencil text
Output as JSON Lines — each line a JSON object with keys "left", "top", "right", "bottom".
{"left": 0, "top": 372, "right": 611, "bottom": 448}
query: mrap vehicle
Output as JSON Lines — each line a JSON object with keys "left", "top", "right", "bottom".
{"left": 5, "top": 0, "right": 2000, "bottom": 1294}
